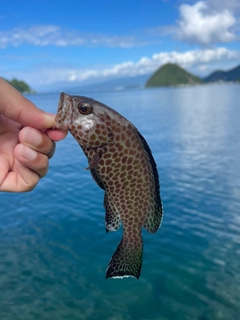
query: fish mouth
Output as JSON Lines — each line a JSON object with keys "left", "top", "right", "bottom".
{"left": 54, "top": 92, "right": 70, "bottom": 130}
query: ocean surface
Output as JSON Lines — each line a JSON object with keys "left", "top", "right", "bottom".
{"left": 1, "top": 84, "right": 240, "bottom": 320}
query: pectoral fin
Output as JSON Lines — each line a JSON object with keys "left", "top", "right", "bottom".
{"left": 90, "top": 167, "right": 105, "bottom": 190}
{"left": 85, "top": 149, "right": 103, "bottom": 170}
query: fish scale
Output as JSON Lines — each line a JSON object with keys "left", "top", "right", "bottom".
{"left": 55, "top": 92, "right": 163, "bottom": 279}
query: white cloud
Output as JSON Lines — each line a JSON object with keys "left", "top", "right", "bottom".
{"left": 176, "top": 1, "right": 237, "bottom": 45}
{"left": 207, "top": 0, "right": 240, "bottom": 12}
{"left": 152, "top": 1, "right": 239, "bottom": 45}
{"left": 0, "top": 25, "right": 143, "bottom": 49}
{"left": 3, "top": 47, "right": 239, "bottom": 89}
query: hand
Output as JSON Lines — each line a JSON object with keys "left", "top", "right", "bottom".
{"left": 0, "top": 78, "right": 68, "bottom": 192}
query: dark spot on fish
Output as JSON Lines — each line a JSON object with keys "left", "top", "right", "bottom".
{"left": 90, "top": 134, "right": 97, "bottom": 141}
{"left": 121, "top": 133, "right": 126, "bottom": 141}
{"left": 125, "top": 139, "right": 131, "bottom": 148}
{"left": 106, "top": 159, "right": 112, "bottom": 166}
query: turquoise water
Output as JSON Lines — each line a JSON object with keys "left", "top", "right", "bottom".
{"left": 1, "top": 84, "right": 240, "bottom": 320}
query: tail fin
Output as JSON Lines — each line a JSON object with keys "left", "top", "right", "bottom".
{"left": 106, "top": 234, "right": 143, "bottom": 279}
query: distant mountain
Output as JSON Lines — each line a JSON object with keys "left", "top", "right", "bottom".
{"left": 203, "top": 64, "right": 240, "bottom": 83}
{"left": 63, "top": 74, "right": 150, "bottom": 94}
{"left": 145, "top": 63, "right": 202, "bottom": 87}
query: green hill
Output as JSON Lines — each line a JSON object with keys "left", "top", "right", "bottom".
{"left": 145, "top": 63, "right": 202, "bottom": 87}
{"left": 203, "top": 64, "right": 240, "bottom": 83}
{"left": 5, "top": 78, "right": 33, "bottom": 93}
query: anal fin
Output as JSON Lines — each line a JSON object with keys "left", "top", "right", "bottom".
{"left": 104, "top": 193, "right": 121, "bottom": 232}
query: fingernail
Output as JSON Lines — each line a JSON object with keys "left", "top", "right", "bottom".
{"left": 44, "top": 113, "right": 56, "bottom": 128}
{"left": 20, "top": 145, "right": 37, "bottom": 160}
{"left": 24, "top": 128, "right": 42, "bottom": 146}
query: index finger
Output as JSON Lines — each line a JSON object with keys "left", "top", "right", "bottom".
{"left": 0, "top": 78, "right": 55, "bottom": 130}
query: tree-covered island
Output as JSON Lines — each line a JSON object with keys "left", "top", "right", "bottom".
{"left": 3, "top": 78, "right": 34, "bottom": 94}
{"left": 145, "top": 63, "right": 202, "bottom": 87}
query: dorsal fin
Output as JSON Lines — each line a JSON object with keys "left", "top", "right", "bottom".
{"left": 135, "top": 128, "right": 163, "bottom": 233}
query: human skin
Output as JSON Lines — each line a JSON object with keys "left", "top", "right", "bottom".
{"left": 0, "top": 78, "right": 67, "bottom": 192}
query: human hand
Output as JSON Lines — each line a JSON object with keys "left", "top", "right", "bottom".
{"left": 0, "top": 78, "right": 68, "bottom": 192}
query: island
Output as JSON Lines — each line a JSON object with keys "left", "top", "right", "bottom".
{"left": 4, "top": 78, "right": 34, "bottom": 94}
{"left": 145, "top": 63, "right": 202, "bottom": 87}
{"left": 203, "top": 64, "right": 240, "bottom": 83}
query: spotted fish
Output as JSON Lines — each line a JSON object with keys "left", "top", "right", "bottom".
{"left": 55, "top": 92, "right": 163, "bottom": 279}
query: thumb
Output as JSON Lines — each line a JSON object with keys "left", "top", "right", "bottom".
{"left": 0, "top": 78, "right": 55, "bottom": 129}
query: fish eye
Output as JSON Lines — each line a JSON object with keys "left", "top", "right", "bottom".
{"left": 77, "top": 103, "right": 92, "bottom": 115}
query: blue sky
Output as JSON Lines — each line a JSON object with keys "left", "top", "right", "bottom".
{"left": 1, "top": 0, "right": 240, "bottom": 91}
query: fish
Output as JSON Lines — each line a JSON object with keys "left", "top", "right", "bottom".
{"left": 55, "top": 92, "right": 163, "bottom": 279}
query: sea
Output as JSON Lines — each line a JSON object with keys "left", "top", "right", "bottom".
{"left": 0, "top": 84, "right": 240, "bottom": 320}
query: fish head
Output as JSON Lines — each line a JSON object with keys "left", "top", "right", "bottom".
{"left": 55, "top": 92, "right": 115, "bottom": 148}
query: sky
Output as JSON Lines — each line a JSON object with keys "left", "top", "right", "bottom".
{"left": 0, "top": 0, "right": 240, "bottom": 91}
